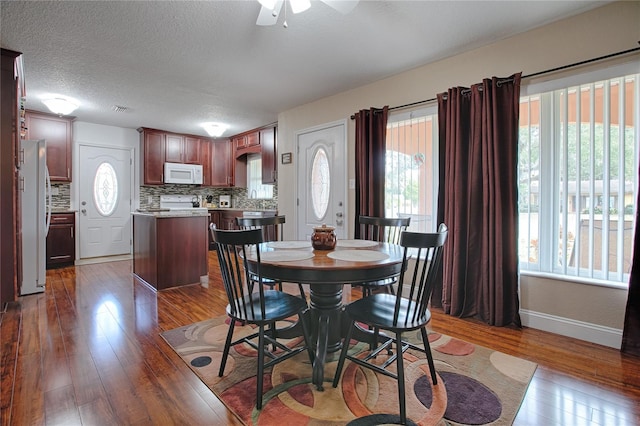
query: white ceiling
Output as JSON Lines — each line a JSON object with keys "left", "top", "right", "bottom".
{"left": 1, "top": 0, "right": 609, "bottom": 138}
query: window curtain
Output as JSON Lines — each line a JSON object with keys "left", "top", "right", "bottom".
{"left": 622, "top": 165, "right": 640, "bottom": 356}
{"left": 354, "top": 106, "right": 388, "bottom": 238}
{"left": 434, "top": 74, "right": 522, "bottom": 327}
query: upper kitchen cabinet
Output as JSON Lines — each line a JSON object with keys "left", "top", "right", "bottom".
{"left": 232, "top": 124, "right": 277, "bottom": 186}
{"left": 25, "top": 110, "right": 73, "bottom": 182}
{"left": 166, "top": 134, "right": 201, "bottom": 164}
{"left": 260, "top": 126, "right": 277, "bottom": 184}
{"left": 211, "top": 139, "right": 233, "bottom": 187}
{"left": 233, "top": 132, "right": 259, "bottom": 152}
{"left": 200, "top": 139, "right": 212, "bottom": 186}
{"left": 184, "top": 136, "right": 201, "bottom": 164}
{"left": 138, "top": 127, "right": 165, "bottom": 185}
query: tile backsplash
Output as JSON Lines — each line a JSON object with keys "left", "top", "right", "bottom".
{"left": 47, "top": 183, "right": 278, "bottom": 212}
{"left": 51, "top": 183, "right": 71, "bottom": 210}
{"left": 139, "top": 185, "right": 278, "bottom": 210}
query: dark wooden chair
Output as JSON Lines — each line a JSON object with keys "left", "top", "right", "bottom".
{"left": 356, "top": 215, "right": 411, "bottom": 296}
{"left": 332, "top": 224, "right": 448, "bottom": 425}
{"left": 236, "top": 215, "right": 307, "bottom": 300}
{"left": 210, "top": 226, "right": 314, "bottom": 410}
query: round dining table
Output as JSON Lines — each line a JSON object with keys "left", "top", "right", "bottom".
{"left": 246, "top": 239, "right": 404, "bottom": 390}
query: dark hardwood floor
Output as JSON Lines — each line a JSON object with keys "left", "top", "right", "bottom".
{"left": 2, "top": 254, "right": 639, "bottom": 425}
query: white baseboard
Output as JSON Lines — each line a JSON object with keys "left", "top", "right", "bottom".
{"left": 520, "top": 309, "right": 623, "bottom": 349}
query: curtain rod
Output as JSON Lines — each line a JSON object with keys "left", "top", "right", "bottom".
{"left": 350, "top": 42, "right": 640, "bottom": 119}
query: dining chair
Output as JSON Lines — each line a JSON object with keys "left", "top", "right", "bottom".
{"left": 332, "top": 224, "right": 448, "bottom": 425}
{"left": 210, "top": 226, "right": 314, "bottom": 410}
{"left": 236, "top": 215, "right": 307, "bottom": 300}
{"left": 356, "top": 215, "right": 411, "bottom": 297}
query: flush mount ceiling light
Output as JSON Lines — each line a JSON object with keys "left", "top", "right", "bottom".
{"left": 202, "top": 122, "right": 229, "bottom": 137}
{"left": 256, "top": 0, "right": 358, "bottom": 27}
{"left": 41, "top": 97, "right": 79, "bottom": 115}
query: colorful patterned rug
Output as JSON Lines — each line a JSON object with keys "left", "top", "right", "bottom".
{"left": 161, "top": 316, "right": 536, "bottom": 425}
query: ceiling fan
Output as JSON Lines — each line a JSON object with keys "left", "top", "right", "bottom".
{"left": 256, "top": 0, "right": 359, "bottom": 27}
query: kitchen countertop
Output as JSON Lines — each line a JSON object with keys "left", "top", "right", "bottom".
{"left": 207, "top": 208, "right": 277, "bottom": 212}
{"left": 132, "top": 210, "right": 210, "bottom": 217}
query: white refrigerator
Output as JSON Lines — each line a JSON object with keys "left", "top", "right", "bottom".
{"left": 20, "top": 139, "right": 51, "bottom": 295}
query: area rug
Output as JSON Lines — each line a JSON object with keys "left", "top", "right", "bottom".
{"left": 161, "top": 316, "right": 536, "bottom": 426}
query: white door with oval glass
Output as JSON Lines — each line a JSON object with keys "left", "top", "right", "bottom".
{"left": 79, "top": 145, "right": 132, "bottom": 258}
{"left": 297, "top": 121, "right": 347, "bottom": 240}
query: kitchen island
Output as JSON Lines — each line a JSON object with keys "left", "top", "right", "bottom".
{"left": 132, "top": 210, "right": 209, "bottom": 291}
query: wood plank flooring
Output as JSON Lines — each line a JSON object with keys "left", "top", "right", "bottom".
{"left": 2, "top": 254, "right": 640, "bottom": 425}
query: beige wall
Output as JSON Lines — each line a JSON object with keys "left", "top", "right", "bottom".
{"left": 275, "top": 2, "right": 639, "bottom": 343}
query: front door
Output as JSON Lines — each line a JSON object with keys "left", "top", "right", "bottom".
{"left": 78, "top": 145, "right": 132, "bottom": 258}
{"left": 296, "top": 120, "right": 347, "bottom": 240}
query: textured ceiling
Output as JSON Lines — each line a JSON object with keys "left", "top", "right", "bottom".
{"left": 1, "top": 0, "right": 609, "bottom": 138}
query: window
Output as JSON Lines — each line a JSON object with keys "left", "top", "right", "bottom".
{"left": 247, "top": 154, "right": 273, "bottom": 199}
{"left": 385, "top": 107, "right": 438, "bottom": 233}
{"left": 311, "top": 147, "right": 330, "bottom": 220}
{"left": 383, "top": 65, "right": 638, "bottom": 285}
{"left": 519, "top": 69, "right": 638, "bottom": 284}
{"left": 93, "top": 162, "right": 118, "bottom": 216}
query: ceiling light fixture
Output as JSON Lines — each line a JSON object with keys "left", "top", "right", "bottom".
{"left": 42, "top": 97, "right": 79, "bottom": 115}
{"left": 202, "top": 122, "right": 228, "bottom": 138}
{"left": 256, "top": 0, "right": 358, "bottom": 27}
{"left": 289, "top": 0, "right": 310, "bottom": 14}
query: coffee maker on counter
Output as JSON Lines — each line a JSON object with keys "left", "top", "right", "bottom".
{"left": 219, "top": 195, "right": 231, "bottom": 208}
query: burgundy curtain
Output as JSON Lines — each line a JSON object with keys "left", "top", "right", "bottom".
{"left": 354, "top": 106, "right": 388, "bottom": 238}
{"left": 434, "top": 74, "right": 522, "bottom": 327}
{"left": 622, "top": 165, "right": 640, "bottom": 355}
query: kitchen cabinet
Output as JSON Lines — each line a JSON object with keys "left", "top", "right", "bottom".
{"left": 139, "top": 128, "right": 166, "bottom": 185}
{"left": 46, "top": 212, "right": 75, "bottom": 268}
{"left": 231, "top": 124, "right": 277, "bottom": 187}
{"left": 166, "top": 134, "right": 201, "bottom": 164}
{"left": 208, "top": 210, "right": 221, "bottom": 249}
{"left": 140, "top": 127, "right": 211, "bottom": 185}
{"left": 184, "top": 136, "right": 201, "bottom": 164}
{"left": 211, "top": 139, "right": 233, "bottom": 187}
{"left": 260, "top": 126, "right": 277, "bottom": 184}
{"left": 1, "top": 48, "right": 23, "bottom": 304}
{"left": 219, "top": 210, "right": 241, "bottom": 230}
{"left": 133, "top": 213, "right": 208, "bottom": 290}
{"left": 233, "top": 132, "right": 259, "bottom": 151}
{"left": 201, "top": 139, "right": 212, "bottom": 186}
{"left": 25, "top": 110, "right": 73, "bottom": 182}
{"left": 165, "top": 134, "right": 184, "bottom": 163}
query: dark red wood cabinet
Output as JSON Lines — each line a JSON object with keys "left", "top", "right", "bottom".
{"left": 25, "top": 110, "right": 73, "bottom": 182}
{"left": 133, "top": 214, "right": 208, "bottom": 290}
{"left": 139, "top": 128, "right": 166, "bottom": 185}
{"left": 46, "top": 212, "right": 75, "bottom": 268}
{"left": 211, "top": 139, "right": 233, "bottom": 187}
{"left": 260, "top": 126, "right": 277, "bottom": 184}
{"left": 0, "top": 48, "right": 23, "bottom": 304}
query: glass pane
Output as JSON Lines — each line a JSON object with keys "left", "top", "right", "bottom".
{"left": 311, "top": 148, "right": 330, "bottom": 220}
{"left": 246, "top": 154, "right": 273, "bottom": 199}
{"left": 93, "top": 162, "right": 119, "bottom": 216}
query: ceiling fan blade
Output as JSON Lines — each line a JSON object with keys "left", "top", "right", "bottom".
{"left": 256, "top": 0, "right": 284, "bottom": 26}
{"left": 320, "top": 0, "right": 359, "bottom": 14}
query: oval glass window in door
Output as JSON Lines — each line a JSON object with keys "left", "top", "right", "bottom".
{"left": 93, "top": 162, "right": 119, "bottom": 216}
{"left": 311, "top": 147, "right": 330, "bottom": 220}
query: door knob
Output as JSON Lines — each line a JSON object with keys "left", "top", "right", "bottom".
{"left": 336, "top": 212, "right": 343, "bottom": 218}
{"left": 81, "top": 209, "right": 87, "bottom": 215}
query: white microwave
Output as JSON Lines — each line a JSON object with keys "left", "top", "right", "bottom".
{"left": 164, "top": 162, "right": 203, "bottom": 185}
